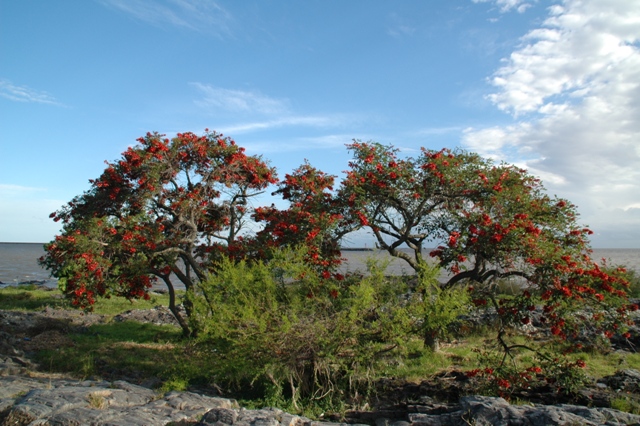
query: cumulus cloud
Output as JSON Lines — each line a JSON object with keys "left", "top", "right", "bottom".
{"left": 463, "top": 0, "right": 640, "bottom": 247}
{"left": 98, "top": 0, "right": 233, "bottom": 36}
{"left": 0, "top": 80, "right": 62, "bottom": 105}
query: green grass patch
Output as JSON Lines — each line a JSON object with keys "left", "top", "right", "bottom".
{"left": 0, "top": 285, "right": 70, "bottom": 310}
{"left": 35, "top": 320, "right": 188, "bottom": 381}
{"left": 0, "top": 284, "right": 174, "bottom": 317}
{"left": 88, "top": 292, "right": 175, "bottom": 317}
{"left": 610, "top": 395, "right": 640, "bottom": 415}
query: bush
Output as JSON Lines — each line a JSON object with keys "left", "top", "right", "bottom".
{"left": 188, "top": 248, "right": 424, "bottom": 411}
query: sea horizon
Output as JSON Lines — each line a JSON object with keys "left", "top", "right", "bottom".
{"left": 2, "top": 242, "right": 639, "bottom": 250}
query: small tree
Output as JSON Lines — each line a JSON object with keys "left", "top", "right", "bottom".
{"left": 40, "top": 130, "right": 277, "bottom": 335}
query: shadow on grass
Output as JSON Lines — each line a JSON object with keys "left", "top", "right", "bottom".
{"left": 33, "top": 320, "right": 210, "bottom": 388}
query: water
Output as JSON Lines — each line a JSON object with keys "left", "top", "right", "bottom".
{"left": 1, "top": 242, "right": 638, "bottom": 288}
{"left": 0, "top": 243, "right": 54, "bottom": 286}
{"left": 340, "top": 248, "right": 640, "bottom": 277}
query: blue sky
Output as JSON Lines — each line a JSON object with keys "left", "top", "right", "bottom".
{"left": 1, "top": 0, "right": 639, "bottom": 248}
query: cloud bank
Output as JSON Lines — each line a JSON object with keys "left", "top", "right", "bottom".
{"left": 464, "top": 0, "right": 640, "bottom": 247}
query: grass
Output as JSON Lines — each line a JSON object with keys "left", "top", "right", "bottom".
{"left": 0, "top": 283, "right": 174, "bottom": 316}
{"left": 1, "top": 284, "right": 197, "bottom": 387}
{"left": 0, "top": 284, "right": 70, "bottom": 310}
{"left": 31, "top": 308, "right": 191, "bottom": 383}
{"left": 611, "top": 396, "right": 640, "bottom": 415}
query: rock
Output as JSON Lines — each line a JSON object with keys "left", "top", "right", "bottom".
{"left": 0, "top": 375, "right": 238, "bottom": 426}
{"left": 113, "top": 305, "right": 182, "bottom": 326}
{"left": 201, "top": 407, "right": 298, "bottom": 426}
{"left": 599, "top": 369, "right": 640, "bottom": 393}
{"left": 2, "top": 369, "right": 640, "bottom": 426}
{"left": 405, "top": 395, "right": 640, "bottom": 426}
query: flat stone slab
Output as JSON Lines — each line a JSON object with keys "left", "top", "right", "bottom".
{"left": 0, "top": 376, "right": 237, "bottom": 426}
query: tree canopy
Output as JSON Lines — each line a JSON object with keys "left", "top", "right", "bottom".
{"left": 40, "top": 130, "right": 277, "bottom": 335}
{"left": 341, "top": 141, "right": 633, "bottom": 347}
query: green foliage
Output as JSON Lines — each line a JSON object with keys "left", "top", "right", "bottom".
{"left": 412, "top": 264, "right": 471, "bottom": 350}
{"left": 610, "top": 396, "right": 640, "bottom": 415}
{"left": 159, "top": 377, "right": 190, "bottom": 393}
{"left": 340, "top": 141, "right": 633, "bottom": 364}
{"left": 188, "top": 247, "right": 419, "bottom": 410}
{"left": 6, "top": 277, "right": 640, "bottom": 414}
{"left": 33, "top": 135, "right": 639, "bottom": 411}
{"left": 40, "top": 130, "right": 278, "bottom": 335}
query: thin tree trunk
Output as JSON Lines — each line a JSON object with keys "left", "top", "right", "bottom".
{"left": 160, "top": 275, "right": 192, "bottom": 337}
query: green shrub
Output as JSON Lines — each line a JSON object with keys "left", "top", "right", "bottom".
{"left": 623, "top": 269, "right": 640, "bottom": 298}
{"left": 413, "top": 264, "right": 471, "bottom": 351}
{"left": 188, "top": 247, "right": 423, "bottom": 411}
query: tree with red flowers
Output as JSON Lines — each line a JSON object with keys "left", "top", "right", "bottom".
{"left": 251, "top": 161, "right": 355, "bottom": 283}
{"left": 341, "top": 141, "right": 632, "bottom": 358}
{"left": 40, "top": 130, "right": 277, "bottom": 335}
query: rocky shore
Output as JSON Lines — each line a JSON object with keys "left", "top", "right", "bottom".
{"left": 3, "top": 306, "right": 640, "bottom": 425}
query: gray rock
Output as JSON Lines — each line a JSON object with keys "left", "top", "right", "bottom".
{"left": 407, "top": 396, "right": 640, "bottom": 426}
{"left": 0, "top": 376, "right": 238, "bottom": 426}
{"left": 2, "top": 374, "right": 640, "bottom": 426}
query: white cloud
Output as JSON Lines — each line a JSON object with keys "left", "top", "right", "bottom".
{"left": 0, "top": 184, "right": 47, "bottom": 193}
{"left": 472, "top": 0, "right": 533, "bottom": 14}
{"left": 191, "top": 83, "right": 289, "bottom": 115}
{"left": 98, "top": 0, "right": 233, "bottom": 36}
{"left": 0, "top": 80, "right": 62, "bottom": 106}
{"left": 463, "top": 0, "right": 640, "bottom": 247}
{"left": 220, "top": 116, "right": 335, "bottom": 134}
{"left": 488, "top": 1, "right": 640, "bottom": 115}
{"left": 190, "top": 83, "right": 356, "bottom": 136}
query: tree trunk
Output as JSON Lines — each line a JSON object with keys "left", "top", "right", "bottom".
{"left": 161, "top": 275, "right": 192, "bottom": 337}
{"left": 425, "top": 330, "right": 440, "bottom": 352}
